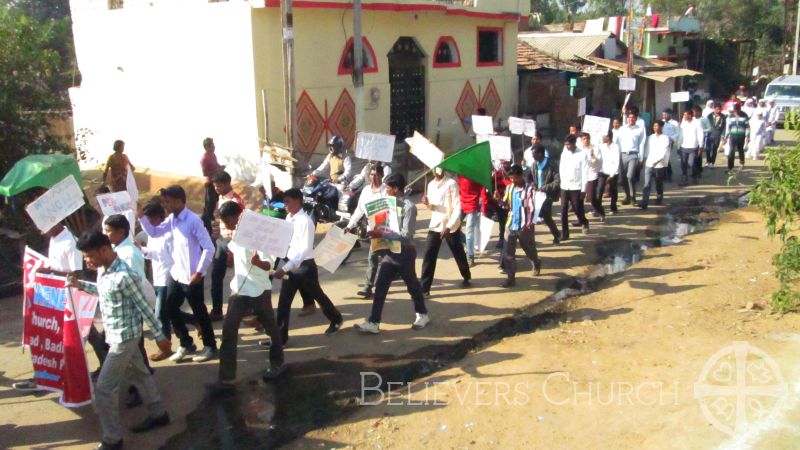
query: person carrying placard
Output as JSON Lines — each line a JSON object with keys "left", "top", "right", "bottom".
{"left": 529, "top": 144, "right": 561, "bottom": 244}
{"left": 274, "top": 188, "right": 344, "bottom": 344}
{"left": 68, "top": 230, "right": 172, "bottom": 450}
{"left": 355, "top": 174, "right": 429, "bottom": 334}
{"left": 207, "top": 201, "right": 284, "bottom": 393}
{"left": 209, "top": 170, "right": 245, "bottom": 322}
{"left": 345, "top": 164, "right": 387, "bottom": 299}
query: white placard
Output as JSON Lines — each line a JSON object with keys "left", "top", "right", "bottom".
{"left": 232, "top": 209, "right": 294, "bottom": 258}
{"left": 355, "top": 131, "right": 396, "bottom": 163}
{"left": 531, "top": 191, "right": 547, "bottom": 224}
{"left": 125, "top": 165, "right": 139, "bottom": 206}
{"left": 582, "top": 115, "right": 611, "bottom": 146}
{"left": 670, "top": 91, "right": 690, "bottom": 103}
{"left": 408, "top": 131, "right": 445, "bottom": 169}
{"left": 96, "top": 191, "right": 133, "bottom": 216}
{"left": 25, "top": 175, "right": 85, "bottom": 233}
{"left": 752, "top": 66, "right": 760, "bottom": 77}
{"left": 314, "top": 226, "right": 358, "bottom": 274}
{"left": 270, "top": 165, "right": 293, "bottom": 191}
{"left": 471, "top": 115, "right": 494, "bottom": 135}
{"left": 508, "top": 117, "right": 525, "bottom": 135}
{"left": 619, "top": 77, "right": 637, "bottom": 91}
{"left": 489, "top": 135, "right": 512, "bottom": 161}
{"left": 523, "top": 119, "right": 537, "bottom": 137}
{"left": 578, "top": 97, "right": 587, "bottom": 117}
{"left": 478, "top": 215, "right": 493, "bottom": 253}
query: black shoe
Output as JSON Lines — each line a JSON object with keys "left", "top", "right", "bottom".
{"left": 423, "top": 291, "right": 431, "bottom": 298}
{"left": 125, "top": 387, "right": 142, "bottom": 409}
{"left": 640, "top": 203, "right": 648, "bottom": 210}
{"left": 622, "top": 198, "right": 631, "bottom": 205}
{"left": 655, "top": 197, "right": 663, "bottom": 206}
{"left": 356, "top": 288, "right": 373, "bottom": 299}
{"left": 501, "top": 279, "right": 515, "bottom": 288}
{"left": 571, "top": 221, "right": 583, "bottom": 227}
{"left": 533, "top": 259, "right": 542, "bottom": 276}
{"left": 206, "top": 380, "right": 236, "bottom": 395}
{"left": 96, "top": 440, "right": 123, "bottom": 450}
{"left": 325, "top": 319, "right": 343, "bottom": 335}
{"left": 495, "top": 240, "right": 504, "bottom": 250}
{"left": 553, "top": 235, "right": 561, "bottom": 245}
{"left": 209, "top": 310, "right": 224, "bottom": 322}
{"left": 263, "top": 363, "right": 285, "bottom": 381}
{"left": 461, "top": 279, "right": 471, "bottom": 288}
{"left": 131, "top": 412, "right": 170, "bottom": 433}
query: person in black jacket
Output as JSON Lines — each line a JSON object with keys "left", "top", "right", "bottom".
{"left": 529, "top": 144, "right": 561, "bottom": 244}
{"left": 705, "top": 103, "right": 726, "bottom": 167}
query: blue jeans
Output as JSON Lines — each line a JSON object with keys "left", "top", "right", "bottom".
{"left": 463, "top": 211, "right": 480, "bottom": 259}
{"left": 156, "top": 284, "right": 196, "bottom": 340}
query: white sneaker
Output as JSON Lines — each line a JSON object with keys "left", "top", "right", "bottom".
{"left": 168, "top": 346, "right": 192, "bottom": 362}
{"left": 192, "top": 346, "right": 218, "bottom": 362}
{"left": 354, "top": 320, "right": 380, "bottom": 334}
{"left": 412, "top": 313, "right": 430, "bottom": 329}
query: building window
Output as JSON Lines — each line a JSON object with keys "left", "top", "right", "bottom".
{"left": 477, "top": 27, "right": 503, "bottom": 66}
{"left": 338, "top": 37, "right": 379, "bottom": 75}
{"left": 433, "top": 36, "right": 461, "bottom": 68}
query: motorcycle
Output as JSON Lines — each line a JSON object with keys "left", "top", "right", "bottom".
{"left": 302, "top": 176, "right": 340, "bottom": 225}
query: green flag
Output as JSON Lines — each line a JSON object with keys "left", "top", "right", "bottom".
{"left": 0, "top": 154, "right": 83, "bottom": 197}
{"left": 437, "top": 140, "right": 493, "bottom": 190}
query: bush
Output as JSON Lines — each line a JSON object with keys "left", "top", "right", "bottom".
{"left": 750, "top": 110, "right": 800, "bottom": 312}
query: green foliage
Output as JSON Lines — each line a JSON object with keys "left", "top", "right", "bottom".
{"left": 0, "top": 2, "right": 74, "bottom": 178}
{"left": 751, "top": 110, "right": 800, "bottom": 313}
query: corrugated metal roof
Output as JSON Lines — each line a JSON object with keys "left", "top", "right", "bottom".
{"left": 518, "top": 32, "right": 611, "bottom": 61}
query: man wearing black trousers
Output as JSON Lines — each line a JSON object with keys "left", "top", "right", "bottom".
{"left": 559, "top": 135, "right": 589, "bottom": 240}
{"left": 706, "top": 103, "right": 726, "bottom": 167}
{"left": 528, "top": 144, "right": 561, "bottom": 244}
{"left": 420, "top": 168, "right": 471, "bottom": 297}
{"left": 274, "top": 188, "right": 343, "bottom": 344}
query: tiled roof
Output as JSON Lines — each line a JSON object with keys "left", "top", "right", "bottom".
{"left": 516, "top": 40, "right": 587, "bottom": 72}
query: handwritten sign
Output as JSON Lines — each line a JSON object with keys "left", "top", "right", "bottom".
{"left": 408, "top": 131, "right": 444, "bottom": 169}
{"left": 619, "top": 77, "right": 636, "bottom": 91}
{"left": 314, "top": 226, "right": 358, "bottom": 274}
{"left": 232, "top": 209, "right": 294, "bottom": 258}
{"left": 670, "top": 91, "right": 690, "bottom": 103}
{"left": 523, "top": 119, "right": 537, "bottom": 137}
{"left": 489, "top": 135, "right": 512, "bottom": 161}
{"left": 355, "top": 131, "right": 396, "bottom": 163}
{"left": 26, "top": 175, "right": 85, "bottom": 233}
{"left": 125, "top": 165, "right": 138, "bottom": 206}
{"left": 471, "top": 115, "right": 494, "bottom": 135}
{"left": 578, "top": 97, "right": 587, "bottom": 117}
{"left": 582, "top": 115, "right": 611, "bottom": 147}
{"left": 96, "top": 191, "right": 133, "bottom": 216}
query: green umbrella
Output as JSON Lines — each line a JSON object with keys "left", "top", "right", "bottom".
{"left": 0, "top": 154, "right": 83, "bottom": 197}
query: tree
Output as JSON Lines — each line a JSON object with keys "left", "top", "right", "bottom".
{"left": 560, "top": 0, "right": 587, "bottom": 24}
{"left": 584, "top": 0, "right": 628, "bottom": 18}
{"left": 0, "top": 2, "right": 73, "bottom": 178}
{"left": 530, "top": 0, "right": 567, "bottom": 28}
{"left": 751, "top": 111, "right": 800, "bottom": 313}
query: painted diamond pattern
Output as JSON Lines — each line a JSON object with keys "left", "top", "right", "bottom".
{"left": 328, "top": 89, "right": 356, "bottom": 149}
{"left": 481, "top": 79, "right": 502, "bottom": 119}
{"left": 455, "top": 81, "right": 479, "bottom": 132}
{"left": 296, "top": 90, "right": 325, "bottom": 156}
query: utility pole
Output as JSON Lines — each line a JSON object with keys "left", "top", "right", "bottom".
{"left": 353, "top": 0, "right": 365, "bottom": 131}
{"left": 626, "top": 0, "right": 634, "bottom": 78}
{"left": 281, "top": 0, "right": 298, "bottom": 159}
{"left": 794, "top": 0, "right": 800, "bottom": 74}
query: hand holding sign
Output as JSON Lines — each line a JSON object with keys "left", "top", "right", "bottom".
{"left": 26, "top": 175, "right": 85, "bottom": 233}
{"left": 314, "top": 226, "right": 358, "bottom": 274}
{"left": 232, "top": 210, "right": 294, "bottom": 258}
{"left": 355, "top": 131, "right": 396, "bottom": 163}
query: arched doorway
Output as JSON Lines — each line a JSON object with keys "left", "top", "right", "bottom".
{"left": 388, "top": 37, "right": 426, "bottom": 141}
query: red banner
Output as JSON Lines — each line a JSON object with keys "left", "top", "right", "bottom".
{"left": 23, "top": 262, "right": 93, "bottom": 407}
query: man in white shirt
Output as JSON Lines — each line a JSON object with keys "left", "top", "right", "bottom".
{"left": 274, "top": 188, "right": 343, "bottom": 344}
{"left": 597, "top": 132, "right": 621, "bottom": 215}
{"left": 580, "top": 133, "right": 604, "bottom": 220}
{"left": 678, "top": 110, "right": 704, "bottom": 185}
{"left": 641, "top": 120, "right": 672, "bottom": 209}
{"left": 616, "top": 111, "right": 647, "bottom": 206}
{"left": 766, "top": 98, "right": 779, "bottom": 145}
{"left": 208, "top": 201, "right": 284, "bottom": 392}
{"left": 419, "top": 168, "right": 471, "bottom": 296}
{"left": 559, "top": 135, "right": 588, "bottom": 240}
{"left": 344, "top": 164, "right": 387, "bottom": 299}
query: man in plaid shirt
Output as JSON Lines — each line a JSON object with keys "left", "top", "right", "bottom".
{"left": 69, "top": 230, "right": 172, "bottom": 450}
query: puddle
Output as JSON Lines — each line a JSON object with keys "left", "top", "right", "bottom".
{"left": 165, "top": 191, "right": 751, "bottom": 449}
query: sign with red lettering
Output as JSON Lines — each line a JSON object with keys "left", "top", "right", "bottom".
{"left": 23, "top": 272, "right": 92, "bottom": 407}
